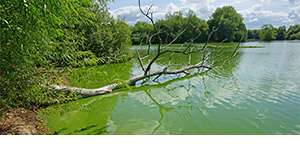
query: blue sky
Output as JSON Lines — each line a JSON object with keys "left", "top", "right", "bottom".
{"left": 108, "top": 0, "right": 300, "bottom": 29}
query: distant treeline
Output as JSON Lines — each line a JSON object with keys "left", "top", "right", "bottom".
{"left": 130, "top": 6, "right": 300, "bottom": 44}
{"left": 248, "top": 24, "right": 300, "bottom": 41}
{"left": 131, "top": 6, "right": 247, "bottom": 45}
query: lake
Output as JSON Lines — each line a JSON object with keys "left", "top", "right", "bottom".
{"left": 40, "top": 40, "right": 300, "bottom": 135}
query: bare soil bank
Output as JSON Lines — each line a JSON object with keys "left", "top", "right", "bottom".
{"left": 0, "top": 108, "right": 51, "bottom": 135}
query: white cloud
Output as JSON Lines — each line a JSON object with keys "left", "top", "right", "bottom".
{"left": 260, "top": 0, "right": 271, "bottom": 3}
{"left": 283, "top": 0, "right": 300, "bottom": 4}
{"left": 180, "top": 0, "right": 206, "bottom": 4}
{"left": 249, "top": 18, "right": 258, "bottom": 22}
{"left": 288, "top": 5, "right": 300, "bottom": 22}
{"left": 172, "top": 0, "right": 215, "bottom": 19}
{"left": 110, "top": 5, "right": 161, "bottom": 25}
{"left": 166, "top": 3, "right": 181, "bottom": 13}
{"left": 110, "top": 0, "right": 216, "bottom": 25}
{"left": 239, "top": 3, "right": 293, "bottom": 29}
{"left": 232, "top": 0, "right": 247, "bottom": 5}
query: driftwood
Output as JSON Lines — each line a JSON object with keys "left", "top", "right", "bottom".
{"left": 47, "top": 0, "right": 244, "bottom": 96}
{"left": 47, "top": 52, "right": 212, "bottom": 96}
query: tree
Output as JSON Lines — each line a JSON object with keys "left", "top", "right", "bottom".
{"left": 207, "top": 6, "right": 247, "bottom": 42}
{"left": 259, "top": 24, "right": 277, "bottom": 41}
{"left": 143, "top": 10, "right": 208, "bottom": 44}
{"left": 155, "top": 11, "right": 185, "bottom": 44}
{"left": 86, "top": 17, "right": 132, "bottom": 60}
{"left": 247, "top": 29, "right": 260, "bottom": 39}
{"left": 247, "top": 30, "right": 255, "bottom": 39}
{"left": 0, "top": 0, "right": 97, "bottom": 108}
{"left": 0, "top": 0, "right": 133, "bottom": 109}
{"left": 276, "top": 26, "right": 286, "bottom": 40}
{"left": 180, "top": 10, "right": 208, "bottom": 43}
{"left": 68, "top": 1, "right": 132, "bottom": 62}
{"left": 131, "top": 21, "right": 153, "bottom": 45}
{"left": 286, "top": 25, "right": 300, "bottom": 40}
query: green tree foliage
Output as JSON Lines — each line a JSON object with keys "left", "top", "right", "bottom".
{"left": 71, "top": 2, "right": 132, "bottom": 62}
{"left": 131, "top": 21, "right": 153, "bottom": 45}
{"left": 180, "top": 10, "right": 209, "bottom": 43}
{"left": 285, "top": 25, "right": 300, "bottom": 40}
{"left": 276, "top": 26, "right": 287, "bottom": 40}
{"left": 1, "top": 0, "right": 89, "bottom": 109}
{"left": 207, "top": 6, "right": 247, "bottom": 42}
{"left": 149, "top": 10, "right": 208, "bottom": 44}
{"left": 259, "top": 24, "right": 277, "bottom": 41}
{"left": 247, "top": 29, "right": 260, "bottom": 39}
{"left": 86, "top": 17, "right": 132, "bottom": 61}
{"left": 0, "top": 0, "right": 132, "bottom": 109}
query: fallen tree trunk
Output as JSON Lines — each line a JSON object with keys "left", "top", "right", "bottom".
{"left": 48, "top": 57, "right": 213, "bottom": 96}
{"left": 47, "top": 83, "right": 119, "bottom": 96}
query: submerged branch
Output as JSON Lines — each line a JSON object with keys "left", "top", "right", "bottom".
{"left": 47, "top": 60, "right": 212, "bottom": 96}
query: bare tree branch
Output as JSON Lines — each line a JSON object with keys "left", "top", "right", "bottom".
{"left": 161, "top": 28, "right": 187, "bottom": 50}
{"left": 136, "top": 49, "right": 146, "bottom": 71}
{"left": 221, "top": 32, "right": 246, "bottom": 67}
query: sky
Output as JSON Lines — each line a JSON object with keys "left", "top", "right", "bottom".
{"left": 107, "top": 0, "right": 300, "bottom": 29}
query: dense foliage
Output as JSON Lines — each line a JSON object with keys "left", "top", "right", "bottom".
{"left": 157, "top": 10, "right": 209, "bottom": 43}
{"left": 131, "top": 21, "right": 153, "bottom": 45}
{"left": 276, "top": 26, "right": 287, "bottom": 40}
{"left": 285, "top": 25, "right": 300, "bottom": 40}
{"left": 247, "top": 29, "right": 260, "bottom": 40}
{"left": 0, "top": 0, "right": 132, "bottom": 110}
{"left": 259, "top": 24, "right": 277, "bottom": 41}
{"left": 248, "top": 24, "right": 300, "bottom": 41}
{"left": 73, "top": 2, "right": 132, "bottom": 62}
{"left": 131, "top": 10, "right": 208, "bottom": 45}
{"left": 207, "top": 6, "right": 247, "bottom": 42}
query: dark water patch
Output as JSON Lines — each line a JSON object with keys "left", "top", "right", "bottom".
{"left": 73, "top": 125, "right": 98, "bottom": 133}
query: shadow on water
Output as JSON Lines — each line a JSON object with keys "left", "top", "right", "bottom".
{"left": 73, "top": 125, "right": 98, "bottom": 133}
{"left": 144, "top": 89, "right": 174, "bottom": 134}
{"left": 146, "top": 76, "right": 217, "bottom": 134}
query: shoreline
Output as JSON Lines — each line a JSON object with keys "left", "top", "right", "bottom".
{"left": 0, "top": 107, "right": 52, "bottom": 135}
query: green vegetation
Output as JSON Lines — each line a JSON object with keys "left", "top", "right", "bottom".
{"left": 208, "top": 6, "right": 247, "bottom": 42}
{"left": 248, "top": 24, "right": 300, "bottom": 41}
{"left": 66, "top": 61, "right": 133, "bottom": 89}
{"left": 285, "top": 25, "right": 300, "bottom": 40}
{"left": 0, "top": 0, "right": 132, "bottom": 110}
{"left": 259, "top": 24, "right": 277, "bottom": 41}
{"left": 276, "top": 26, "right": 287, "bottom": 40}
{"left": 247, "top": 29, "right": 260, "bottom": 40}
{"left": 131, "top": 6, "right": 250, "bottom": 44}
{"left": 156, "top": 10, "right": 209, "bottom": 43}
{"left": 131, "top": 10, "right": 208, "bottom": 44}
{"left": 131, "top": 21, "right": 153, "bottom": 45}
{"left": 131, "top": 5, "right": 300, "bottom": 44}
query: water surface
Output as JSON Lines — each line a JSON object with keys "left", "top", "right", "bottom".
{"left": 40, "top": 41, "right": 300, "bottom": 135}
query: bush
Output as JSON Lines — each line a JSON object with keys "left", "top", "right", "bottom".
{"left": 0, "top": 0, "right": 133, "bottom": 110}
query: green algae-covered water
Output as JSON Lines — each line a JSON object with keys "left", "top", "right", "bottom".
{"left": 40, "top": 41, "right": 300, "bottom": 135}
